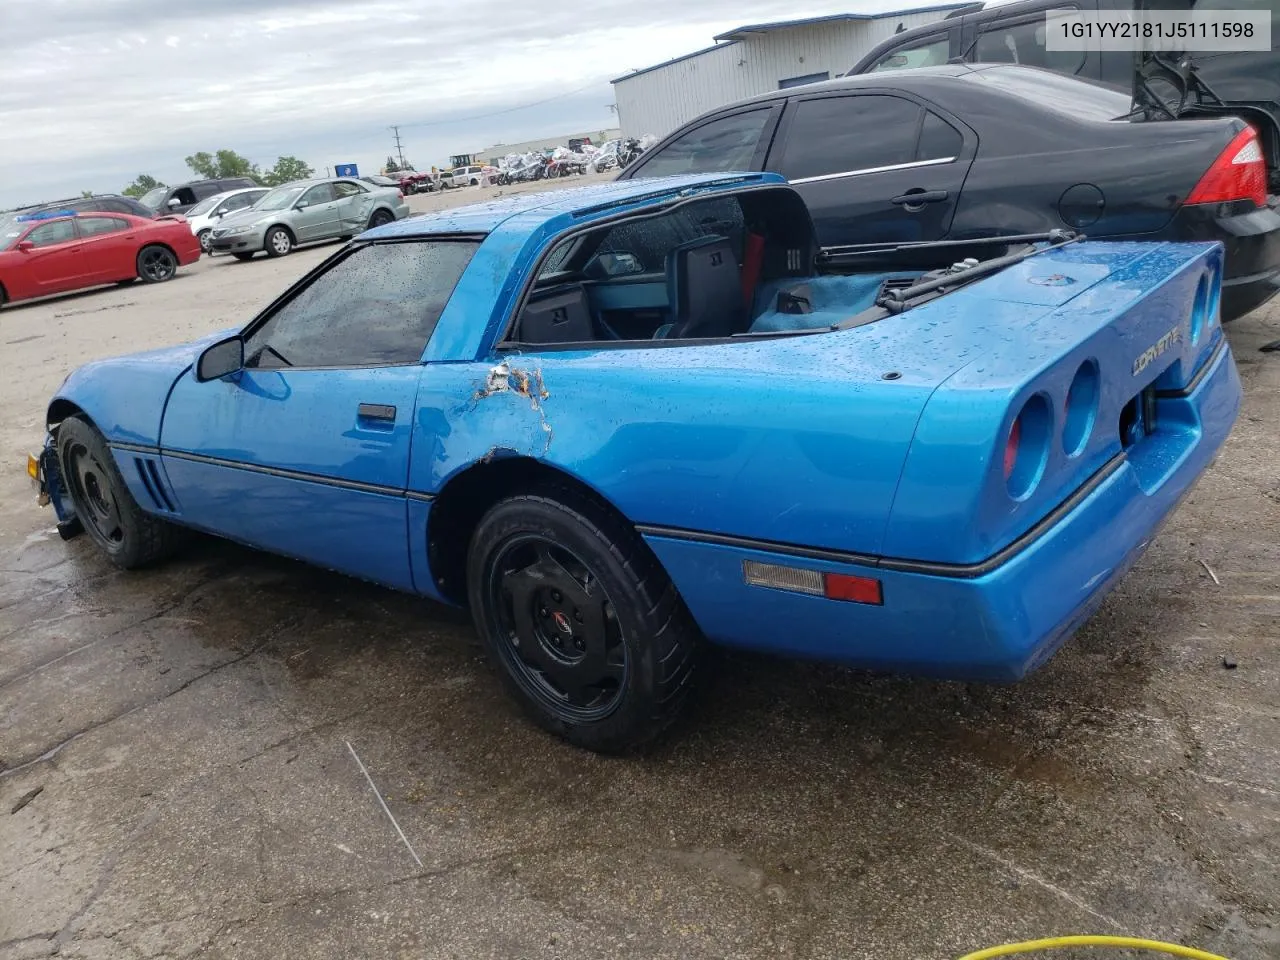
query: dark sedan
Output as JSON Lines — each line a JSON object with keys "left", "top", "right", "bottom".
{"left": 617, "top": 63, "right": 1280, "bottom": 321}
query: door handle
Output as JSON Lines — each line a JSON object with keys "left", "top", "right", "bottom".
{"left": 891, "top": 189, "right": 949, "bottom": 208}
{"left": 357, "top": 403, "right": 397, "bottom": 422}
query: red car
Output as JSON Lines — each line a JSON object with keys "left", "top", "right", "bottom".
{"left": 0, "top": 211, "right": 201, "bottom": 307}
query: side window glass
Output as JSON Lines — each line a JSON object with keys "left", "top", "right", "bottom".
{"left": 630, "top": 110, "right": 772, "bottom": 178}
{"left": 974, "top": 15, "right": 1085, "bottom": 74}
{"left": 774, "top": 95, "right": 921, "bottom": 180}
{"left": 26, "top": 220, "right": 78, "bottom": 247}
{"left": 918, "top": 111, "right": 963, "bottom": 161}
{"left": 244, "top": 241, "right": 480, "bottom": 368}
{"left": 301, "top": 183, "right": 336, "bottom": 206}
{"left": 77, "top": 217, "right": 128, "bottom": 237}
{"left": 333, "top": 181, "right": 365, "bottom": 198}
{"left": 870, "top": 37, "right": 950, "bottom": 71}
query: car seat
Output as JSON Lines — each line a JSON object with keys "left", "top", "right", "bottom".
{"left": 655, "top": 236, "right": 748, "bottom": 339}
{"left": 518, "top": 286, "right": 594, "bottom": 344}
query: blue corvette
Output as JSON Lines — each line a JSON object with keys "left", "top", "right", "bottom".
{"left": 29, "top": 173, "right": 1241, "bottom": 751}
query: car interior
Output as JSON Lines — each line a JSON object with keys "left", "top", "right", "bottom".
{"left": 504, "top": 190, "right": 928, "bottom": 345}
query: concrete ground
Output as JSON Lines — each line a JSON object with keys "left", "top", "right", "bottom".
{"left": 1, "top": 176, "right": 1277, "bottom": 960}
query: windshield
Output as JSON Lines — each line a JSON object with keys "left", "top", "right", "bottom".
{"left": 966, "top": 67, "right": 1133, "bottom": 121}
{"left": 255, "top": 186, "right": 305, "bottom": 211}
{"left": 186, "top": 195, "right": 224, "bottom": 216}
{"left": 1, "top": 219, "right": 23, "bottom": 250}
{"left": 138, "top": 186, "right": 168, "bottom": 209}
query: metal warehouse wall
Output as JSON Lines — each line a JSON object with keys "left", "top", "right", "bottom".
{"left": 614, "top": 13, "right": 948, "bottom": 138}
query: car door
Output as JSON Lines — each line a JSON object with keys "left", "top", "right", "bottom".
{"left": 763, "top": 92, "right": 976, "bottom": 248}
{"left": 332, "top": 180, "right": 376, "bottom": 234}
{"left": 17, "top": 219, "right": 87, "bottom": 294}
{"left": 158, "top": 238, "right": 480, "bottom": 590}
{"left": 291, "top": 182, "right": 340, "bottom": 241}
{"left": 75, "top": 215, "right": 136, "bottom": 283}
{"left": 621, "top": 104, "right": 783, "bottom": 179}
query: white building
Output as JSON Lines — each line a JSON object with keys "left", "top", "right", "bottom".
{"left": 612, "top": 6, "right": 972, "bottom": 138}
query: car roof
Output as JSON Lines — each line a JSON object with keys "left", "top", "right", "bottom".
{"left": 363, "top": 172, "right": 786, "bottom": 237}
{"left": 720, "top": 62, "right": 1004, "bottom": 108}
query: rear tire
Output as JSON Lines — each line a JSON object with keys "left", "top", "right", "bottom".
{"left": 466, "top": 491, "right": 701, "bottom": 753}
{"left": 264, "top": 226, "right": 293, "bottom": 258}
{"left": 366, "top": 209, "right": 394, "bottom": 230}
{"left": 136, "top": 245, "right": 177, "bottom": 283}
{"left": 56, "top": 416, "right": 185, "bottom": 569}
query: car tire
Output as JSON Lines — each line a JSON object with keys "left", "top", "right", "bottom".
{"left": 56, "top": 416, "right": 185, "bottom": 570}
{"left": 264, "top": 226, "right": 293, "bottom": 258}
{"left": 367, "top": 209, "right": 394, "bottom": 230}
{"left": 197, "top": 229, "right": 212, "bottom": 254}
{"left": 136, "top": 245, "right": 178, "bottom": 283}
{"left": 466, "top": 490, "right": 701, "bottom": 753}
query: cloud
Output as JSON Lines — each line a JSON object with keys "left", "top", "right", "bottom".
{"left": 0, "top": 0, "right": 918, "bottom": 206}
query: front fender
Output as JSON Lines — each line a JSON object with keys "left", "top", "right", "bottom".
{"left": 49, "top": 329, "right": 237, "bottom": 445}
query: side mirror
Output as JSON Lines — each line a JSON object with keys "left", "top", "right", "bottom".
{"left": 167, "top": 198, "right": 181, "bottom": 208}
{"left": 295, "top": 199, "right": 309, "bottom": 209}
{"left": 16, "top": 240, "right": 34, "bottom": 253}
{"left": 195, "top": 336, "right": 244, "bottom": 382}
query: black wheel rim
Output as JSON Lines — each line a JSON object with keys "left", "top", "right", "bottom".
{"left": 65, "top": 441, "right": 124, "bottom": 546}
{"left": 485, "top": 535, "right": 628, "bottom": 721}
{"left": 372, "top": 212, "right": 392, "bottom": 227}
{"left": 140, "top": 248, "right": 176, "bottom": 281}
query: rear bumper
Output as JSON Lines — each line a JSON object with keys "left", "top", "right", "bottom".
{"left": 643, "top": 341, "right": 1242, "bottom": 681}
{"left": 1163, "top": 201, "right": 1280, "bottom": 321}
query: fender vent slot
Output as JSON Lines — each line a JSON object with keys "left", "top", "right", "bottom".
{"left": 133, "top": 457, "right": 176, "bottom": 512}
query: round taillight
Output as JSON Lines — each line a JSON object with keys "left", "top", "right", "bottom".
{"left": 1063, "top": 359, "right": 1100, "bottom": 457}
{"left": 1005, "top": 393, "right": 1052, "bottom": 500}
{"left": 1003, "top": 417, "right": 1021, "bottom": 480}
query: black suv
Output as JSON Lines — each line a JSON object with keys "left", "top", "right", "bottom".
{"left": 138, "top": 177, "right": 261, "bottom": 215}
{"left": 847, "top": 0, "right": 1280, "bottom": 189}
{"left": 2, "top": 193, "right": 157, "bottom": 220}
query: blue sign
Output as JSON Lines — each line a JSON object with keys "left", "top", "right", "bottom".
{"left": 335, "top": 163, "right": 358, "bottom": 177}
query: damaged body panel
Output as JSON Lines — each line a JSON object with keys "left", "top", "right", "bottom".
{"left": 30, "top": 173, "right": 1242, "bottom": 748}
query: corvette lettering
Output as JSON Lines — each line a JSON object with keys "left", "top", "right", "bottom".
{"left": 1132, "top": 324, "right": 1184, "bottom": 376}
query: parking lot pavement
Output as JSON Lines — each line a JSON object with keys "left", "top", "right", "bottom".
{"left": 0, "top": 184, "right": 1278, "bottom": 959}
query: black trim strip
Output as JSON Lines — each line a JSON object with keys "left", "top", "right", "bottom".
{"left": 111, "top": 441, "right": 159, "bottom": 454}
{"left": 159, "top": 448, "right": 435, "bottom": 501}
{"left": 636, "top": 453, "right": 1128, "bottom": 580}
{"left": 1155, "top": 336, "right": 1226, "bottom": 400}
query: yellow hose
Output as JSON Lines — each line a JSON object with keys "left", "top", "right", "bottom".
{"left": 958, "top": 935, "right": 1232, "bottom": 960}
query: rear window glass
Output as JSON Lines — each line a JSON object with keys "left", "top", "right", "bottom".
{"left": 964, "top": 67, "right": 1132, "bottom": 121}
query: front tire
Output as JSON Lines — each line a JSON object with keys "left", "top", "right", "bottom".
{"left": 197, "top": 229, "right": 212, "bottom": 254}
{"left": 56, "top": 417, "right": 184, "bottom": 569}
{"left": 264, "top": 226, "right": 293, "bottom": 258}
{"left": 467, "top": 492, "right": 701, "bottom": 753}
{"left": 136, "top": 245, "right": 177, "bottom": 283}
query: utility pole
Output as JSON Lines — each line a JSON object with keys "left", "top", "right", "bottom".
{"left": 391, "top": 126, "right": 407, "bottom": 171}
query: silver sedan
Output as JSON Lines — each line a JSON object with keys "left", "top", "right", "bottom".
{"left": 208, "top": 177, "right": 410, "bottom": 259}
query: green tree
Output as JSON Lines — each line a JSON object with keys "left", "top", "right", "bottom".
{"left": 185, "top": 149, "right": 260, "bottom": 181}
{"left": 81, "top": 190, "right": 94, "bottom": 198}
{"left": 262, "top": 156, "right": 314, "bottom": 187}
{"left": 122, "top": 174, "right": 165, "bottom": 198}
{"left": 384, "top": 155, "right": 401, "bottom": 173}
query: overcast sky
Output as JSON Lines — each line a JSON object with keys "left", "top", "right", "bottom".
{"left": 0, "top": 0, "right": 984, "bottom": 208}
